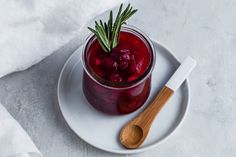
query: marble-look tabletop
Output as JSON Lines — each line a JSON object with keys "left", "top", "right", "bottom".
{"left": 0, "top": 0, "right": 236, "bottom": 156}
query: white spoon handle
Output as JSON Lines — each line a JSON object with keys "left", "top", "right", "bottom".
{"left": 166, "top": 57, "right": 196, "bottom": 91}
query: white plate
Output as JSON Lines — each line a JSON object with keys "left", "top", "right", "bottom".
{"left": 57, "top": 40, "right": 190, "bottom": 154}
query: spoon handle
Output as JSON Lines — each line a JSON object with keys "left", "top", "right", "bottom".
{"left": 166, "top": 57, "right": 196, "bottom": 91}
{"left": 134, "top": 86, "right": 173, "bottom": 130}
{"left": 133, "top": 57, "right": 196, "bottom": 130}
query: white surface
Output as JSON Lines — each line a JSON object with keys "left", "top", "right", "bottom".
{"left": 58, "top": 41, "right": 190, "bottom": 154}
{"left": 0, "top": 0, "right": 236, "bottom": 156}
{"left": 166, "top": 57, "right": 196, "bottom": 91}
{"left": 0, "top": 0, "right": 126, "bottom": 78}
{"left": 0, "top": 104, "right": 41, "bottom": 157}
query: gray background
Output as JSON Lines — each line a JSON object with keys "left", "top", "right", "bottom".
{"left": 0, "top": 0, "right": 236, "bottom": 156}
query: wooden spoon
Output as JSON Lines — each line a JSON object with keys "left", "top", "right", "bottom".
{"left": 120, "top": 57, "right": 196, "bottom": 149}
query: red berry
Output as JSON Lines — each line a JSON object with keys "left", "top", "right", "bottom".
{"left": 119, "top": 49, "right": 131, "bottom": 55}
{"left": 129, "top": 57, "right": 144, "bottom": 74}
{"left": 129, "top": 60, "right": 138, "bottom": 74}
{"left": 118, "top": 53, "right": 130, "bottom": 62}
{"left": 118, "top": 60, "right": 129, "bottom": 70}
{"left": 135, "top": 59, "right": 143, "bottom": 74}
{"left": 102, "top": 57, "right": 118, "bottom": 70}
{"left": 95, "top": 58, "right": 101, "bottom": 65}
{"left": 128, "top": 75, "right": 136, "bottom": 81}
{"left": 110, "top": 73, "right": 123, "bottom": 82}
{"left": 130, "top": 54, "right": 135, "bottom": 60}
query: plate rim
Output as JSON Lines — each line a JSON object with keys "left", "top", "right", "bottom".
{"left": 57, "top": 39, "right": 191, "bottom": 154}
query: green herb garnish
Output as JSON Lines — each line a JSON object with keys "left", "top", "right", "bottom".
{"left": 88, "top": 3, "right": 137, "bottom": 53}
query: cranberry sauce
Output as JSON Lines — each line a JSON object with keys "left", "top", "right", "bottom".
{"left": 83, "top": 73, "right": 151, "bottom": 114}
{"left": 87, "top": 31, "right": 151, "bottom": 84}
{"left": 82, "top": 28, "right": 154, "bottom": 115}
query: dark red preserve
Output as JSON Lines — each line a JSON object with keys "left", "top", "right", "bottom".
{"left": 82, "top": 26, "right": 155, "bottom": 115}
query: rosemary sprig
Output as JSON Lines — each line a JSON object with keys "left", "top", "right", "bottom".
{"left": 88, "top": 3, "right": 137, "bottom": 53}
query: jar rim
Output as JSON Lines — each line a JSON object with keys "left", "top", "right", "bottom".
{"left": 81, "top": 25, "right": 156, "bottom": 90}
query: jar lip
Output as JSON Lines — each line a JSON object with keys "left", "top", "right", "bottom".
{"left": 81, "top": 25, "right": 156, "bottom": 90}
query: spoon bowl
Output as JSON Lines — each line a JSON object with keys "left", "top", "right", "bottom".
{"left": 120, "top": 125, "right": 144, "bottom": 149}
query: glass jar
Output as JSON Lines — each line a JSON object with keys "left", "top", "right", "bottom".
{"left": 82, "top": 25, "right": 156, "bottom": 115}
